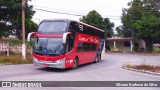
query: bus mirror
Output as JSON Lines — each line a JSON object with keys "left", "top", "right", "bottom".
{"left": 63, "top": 32, "right": 71, "bottom": 44}
{"left": 27, "top": 32, "right": 36, "bottom": 42}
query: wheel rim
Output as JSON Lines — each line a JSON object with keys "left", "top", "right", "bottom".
{"left": 73, "top": 59, "right": 77, "bottom": 68}
{"left": 98, "top": 55, "right": 101, "bottom": 61}
{"left": 96, "top": 56, "right": 99, "bottom": 62}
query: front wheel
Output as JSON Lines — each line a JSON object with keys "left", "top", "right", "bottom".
{"left": 72, "top": 58, "right": 78, "bottom": 69}
{"left": 95, "top": 54, "right": 101, "bottom": 63}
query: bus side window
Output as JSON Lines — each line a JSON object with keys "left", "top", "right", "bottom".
{"left": 69, "top": 21, "right": 78, "bottom": 33}
{"left": 66, "top": 34, "right": 74, "bottom": 53}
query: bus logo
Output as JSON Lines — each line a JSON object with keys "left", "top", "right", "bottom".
{"left": 2, "top": 82, "right": 11, "bottom": 87}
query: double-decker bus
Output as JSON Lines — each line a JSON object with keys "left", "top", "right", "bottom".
{"left": 28, "top": 19, "right": 105, "bottom": 69}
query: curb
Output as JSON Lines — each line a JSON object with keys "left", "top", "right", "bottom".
{"left": 106, "top": 52, "right": 160, "bottom": 56}
{"left": 122, "top": 66, "right": 160, "bottom": 76}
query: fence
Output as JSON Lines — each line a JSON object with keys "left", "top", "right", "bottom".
{"left": 0, "top": 41, "right": 32, "bottom": 54}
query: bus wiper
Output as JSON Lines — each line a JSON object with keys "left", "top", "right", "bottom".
{"left": 46, "top": 49, "right": 54, "bottom": 54}
{"left": 34, "top": 50, "right": 43, "bottom": 55}
{"left": 53, "top": 45, "right": 62, "bottom": 54}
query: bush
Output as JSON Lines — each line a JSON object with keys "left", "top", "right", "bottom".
{"left": 0, "top": 55, "right": 33, "bottom": 65}
{"left": 0, "top": 51, "right": 6, "bottom": 55}
{"left": 123, "top": 64, "right": 160, "bottom": 73}
{"left": 153, "top": 47, "right": 160, "bottom": 53}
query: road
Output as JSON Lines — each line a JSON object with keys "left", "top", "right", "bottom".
{"left": 0, "top": 53, "right": 160, "bottom": 90}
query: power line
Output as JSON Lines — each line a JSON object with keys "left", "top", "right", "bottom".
{"left": 34, "top": 5, "right": 122, "bottom": 18}
{"left": 108, "top": 18, "right": 121, "bottom": 20}
{"left": 34, "top": 8, "right": 121, "bottom": 20}
{"left": 34, "top": 5, "right": 86, "bottom": 13}
{"left": 35, "top": 8, "right": 83, "bottom": 16}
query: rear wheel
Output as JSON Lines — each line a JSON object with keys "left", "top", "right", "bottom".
{"left": 98, "top": 54, "right": 101, "bottom": 61}
{"left": 95, "top": 54, "right": 101, "bottom": 62}
{"left": 72, "top": 58, "right": 78, "bottom": 69}
{"left": 95, "top": 55, "right": 99, "bottom": 63}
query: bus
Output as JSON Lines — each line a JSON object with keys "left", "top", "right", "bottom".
{"left": 27, "top": 19, "right": 105, "bottom": 69}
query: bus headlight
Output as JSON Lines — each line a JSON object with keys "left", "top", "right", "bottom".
{"left": 33, "top": 57, "right": 38, "bottom": 61}
{"left": 55, "top": 58, "right": 65, "bottom": 63}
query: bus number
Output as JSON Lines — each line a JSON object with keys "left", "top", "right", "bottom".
{"left": 79, "top": 25, "right": 83, "bottom": 31}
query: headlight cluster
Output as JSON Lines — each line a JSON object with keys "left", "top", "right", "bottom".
{"left": 33, "top": 57, "right": 38, "bottom": 61}
{"left": 33, "top": 57, "right": 65, "bottom": 63}
{"left": 55, "top": 58, "right": 65, "bottom": 63}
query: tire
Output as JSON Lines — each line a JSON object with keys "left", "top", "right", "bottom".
{"left": 98, "top": 54, "right": 101, "bottom": 62}
{"left": 72, "top": 58, "right": 78, "bottom": 69}
{"left": 95, "top": 54, "right": 101, "bottom": 62}
{"left": 95, "top": 55, "right": 99, "bottom": 63}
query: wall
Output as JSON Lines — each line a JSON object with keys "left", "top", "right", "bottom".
{"left": 0, "top": 41, "right": 22, "bottom": 53}
{"left": 108, "top": 41, "right": 131, "bottom": 52}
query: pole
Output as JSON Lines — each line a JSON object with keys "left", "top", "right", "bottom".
{"left": 22, "top": 0, "right": 26, "bottom": 60}
{"left": 130, "top": 14, "right": 134, "bottom": 52}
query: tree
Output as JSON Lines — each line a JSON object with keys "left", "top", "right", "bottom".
{"left": 80, "top": 10, "right": 114, "bottom": 37}
{"left": 115, "top": 26, "right": 124, "bottom": 37}
{"left": 0, "top": 0, "right": 38, "bottom": 39}
{"left": 121, "top": 0, "right": 160, "bottom": 52}
{"left": 102, "top": 18, "right": 115, "bottom": 37}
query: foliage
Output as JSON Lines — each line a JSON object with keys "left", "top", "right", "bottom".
{"left": 80, "top": 10, "right": 103, "bottom": 28}
{"left": 0, "top": 0, "right": 38, "bottom": 39}
{"left": 133, "top": 15, "right": 160, "bottom": 40}
{"left": 0, "top": 39, "right": 21, "bottom": 45}
{"left": 26, "top": 39, "right": 34, "bottom": 53}
{"left": 124, "top": 64, "right": 160, "bottom": 73}
{"left": 153, "top": 47, "right": 160, "bottom": 53}
{"left": 115, "top": 26, "right": 124, "bottom": 37}
{"left": 80, "top": 10, "right": 115, "bottom": 37}
{"left": 9, "top": 39, "right": 22, "bottom": 46}
{"left": 27, "top": 39, "right": 34, "bottom": 47}
{"left": 0, "top": 55, "right": 33, "bottom": 64}
{"left": 120, "top": 0, "right": 160, "bottom": 52}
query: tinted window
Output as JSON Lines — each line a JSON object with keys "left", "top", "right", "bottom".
{"left": 38, "top": 21, "right": 67, "bottom": 33}
{"left": 34, "top": 37, "right": 64, "bottom": 56}
{"left": 65, "top": 34, "right": 74, "bottom": 53}
{"left": 124, "top": 41, "right": 130, "bottom": 47}
{"left": 77, "top": 42, "right": 96, "bottom": 52}
{"left": 69, "top": 22, "right": 78, "bottom": 32}
{"left": 77, "top": 24, "right": 104, "bottom": 39}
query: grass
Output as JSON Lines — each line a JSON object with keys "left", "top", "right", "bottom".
{"left": 153, "top": 47, "right": 160, "bottom": 53}
{"left": 123, "top": 64, "right": 160, "bottom": 73}
{"left": 0, "top": 55, "right": 33, "bottom": 65}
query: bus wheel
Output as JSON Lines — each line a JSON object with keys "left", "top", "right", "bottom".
{"left": 95, "top": 55, "right": 99, "bottom": 63}
{"left": 72, "top": 58, "right": 78, "bottom": 69}
{"left": 98, "top": 54, "right": 101, "bottom": 62}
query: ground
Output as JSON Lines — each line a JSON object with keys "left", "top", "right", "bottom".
{"left": 0, "top": 53, "right": 160, "bottom": 90}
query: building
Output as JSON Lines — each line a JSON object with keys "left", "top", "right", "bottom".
{"left": 106, "top": 37, "right": 133, "bottom": 52}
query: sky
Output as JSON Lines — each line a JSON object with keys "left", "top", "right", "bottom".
{"left": 29, "top": 0, "right": 131, "bottom": 28}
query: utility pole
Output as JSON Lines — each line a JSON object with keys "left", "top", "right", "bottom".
{"left": 22, "top": 0, "right": 26, "bottom": 60}
{"left": 129, "top": 14, "right": 134, "bottom": 52}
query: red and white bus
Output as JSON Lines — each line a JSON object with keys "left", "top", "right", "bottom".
{"left": 28, "top": 19, "right": 105, "bottom": 69}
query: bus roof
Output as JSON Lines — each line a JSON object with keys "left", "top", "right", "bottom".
{"left": 78, "top": 21, "right": 104, "bottom": 32}
{"left": 41, "top": 19, "right": 105, "bottom": 33}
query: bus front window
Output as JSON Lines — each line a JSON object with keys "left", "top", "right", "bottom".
{"left": 38, "top": 21, "right": 67, "bottom": 33}
{"left": 34, "top": 38, "right": 64, "bottom": 56}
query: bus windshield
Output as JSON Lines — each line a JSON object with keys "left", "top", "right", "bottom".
{"left": 38, "top": 21, "right": 67, "bottom": 33}
{"left": 33, "top": 37, "right": 64, "bottom": 56}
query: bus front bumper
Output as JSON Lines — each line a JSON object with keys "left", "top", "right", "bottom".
{"left": 33, "top": 57, "right": 65, "bottom": 69}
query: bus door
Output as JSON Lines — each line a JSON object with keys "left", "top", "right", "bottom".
{"left": 76, "top": 42, "right": 87, "bottom": 64}
{"left": 84, "top": 43, "right": 97, "bottom": 63}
